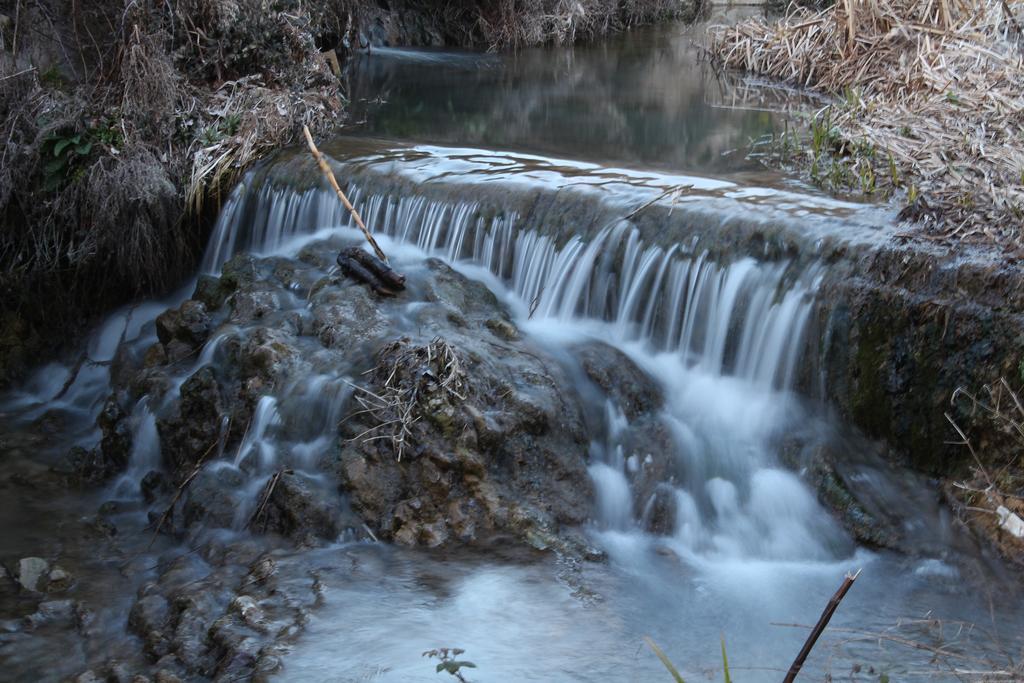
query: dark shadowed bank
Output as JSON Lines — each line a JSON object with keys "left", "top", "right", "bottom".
{"left": 0, "top": 0, "right": 693, "bottom": 387}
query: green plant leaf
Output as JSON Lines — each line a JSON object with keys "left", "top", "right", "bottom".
{"left": 44, "top": 158, "right": 66, "bottom": 176}
{"left": 720, "top": 636, "right": 731, "bottom": 683}
{"left": 75, "top": 141, "right": 93, "bottom": 156}
{"left": 54, "top": 138, "right": 74, "bottom": 157}
{"left": 53, "top": 133, "right": 80, "bottom": 156}
{"left": 644, "top": 637, "right": 686, "bottom": 683}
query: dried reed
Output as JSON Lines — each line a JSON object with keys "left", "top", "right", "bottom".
{"left": 707, "top": 0, "right": 1024, "bottom": 244}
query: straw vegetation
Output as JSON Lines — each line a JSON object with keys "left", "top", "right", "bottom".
{"left": 707, "top": 0, "right": 1024, "bottom": 245}
{"left": 476, "top": 0, "right": 694, "bottom": 49}
{"left": 0, "top": 0, "right": 350, "bottom": 382}
{"left": 945, "top": 378, "right": 1024, "bottom": 569}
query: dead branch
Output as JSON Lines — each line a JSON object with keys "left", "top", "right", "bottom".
{"left": 302, "top": 125, "right": 389, "bottom": 263}
{"left": 783, "top": 569, "right": 860, "bottom": 682}
{"left": 248, "top": 468, "right": 293, "bottom": 531}
{"left": 337, "top": 246, "right": 406, "bottom": 296}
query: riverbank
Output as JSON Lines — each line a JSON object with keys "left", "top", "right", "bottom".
{"left": 0, "top": 0, "right": 694, "bottom": 388}
{"left": 704, "top": 0, "right": 1024, "bottom": 570}
{"left": 707, "top": 0, "right": 1024, "bottom": 246}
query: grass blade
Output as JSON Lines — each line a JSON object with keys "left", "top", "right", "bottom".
{"left": 721, "top": 635, "right": 732, "bottom": 683}
{"left": 644, "top": 636, "right": 687, "bottom": 683}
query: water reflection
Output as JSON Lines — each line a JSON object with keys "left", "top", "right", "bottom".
{"left": 348, "top": 19, "right": 824, "bottom": 174}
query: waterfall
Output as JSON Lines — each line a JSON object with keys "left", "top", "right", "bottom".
{"left": 204, "top": 180, "right": 818, "bottom": 392}
{"left": 2, "top": 150, "right": 834, "bottom": 563}
{"left": 193, "top": 170, "right": 838, "bottom": 560}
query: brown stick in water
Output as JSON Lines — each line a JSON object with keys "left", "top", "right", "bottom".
{"left": 341, "top": 246, "right": 406, "bottom": 291}
{"left": 783, "top": 569, "right": 861, "bottom": 682}
{"left": 302, "top": 125, "right": 389, "bottom": 263}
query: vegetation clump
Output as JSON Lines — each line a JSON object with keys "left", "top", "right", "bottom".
{"left": 707, "top": 0, "right": 1024, "bottom": 246}
{"left": 0, "top": 0, "right": 348, "bottom": 384}
{"left": 946, "top": 378, "right": 1024, "bottom": 569}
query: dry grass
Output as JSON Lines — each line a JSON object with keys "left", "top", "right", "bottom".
{"left": 945, "top": 378, "right": 1024, "bottom": 568}
{"left": 0, "top": 0, "right": 346, "bottom": 381}
{"left": 707, "top": 0, "right": 1024, "bottom": 245}
{"left": 347, "top": 337, "right": 467, "bottom": 461}
{"left": 477, "top": 0, "right": 689, "bottom": 49}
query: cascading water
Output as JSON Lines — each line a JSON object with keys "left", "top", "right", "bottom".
{"left": 2, "top": 141, "right": 1019, "bottom": 683}
{"left": 4, "top": 18, "right": 1022, "bottom": 679}
{"left": 195, "top": 162, "right": 838, "bottom": 567}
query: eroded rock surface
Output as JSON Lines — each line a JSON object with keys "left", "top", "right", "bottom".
{"left": 90, "top": 244, "right": 619, "bottom": 559}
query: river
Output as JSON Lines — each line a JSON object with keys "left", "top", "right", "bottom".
{"left": 1, "top": 18, "right": 1022, "bottom": 683}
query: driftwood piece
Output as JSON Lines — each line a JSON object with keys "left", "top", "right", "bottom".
{"left": 302, "top": 125, "right": 389, "bottom": 263}
{"left": 337, "top": 246, "right": 406, "bottom": 296}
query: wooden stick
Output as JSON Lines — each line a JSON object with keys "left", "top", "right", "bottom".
{"left": 302, "top": 125, "right": 389, "bottom": 263}
{"left": 147, "top": 438, "right": 220, "bottom": 549}
{"left": 783, "top": 569, "right": 861, "bottom": 682}
{"left": 248, "top": 468, "right": 293, "bottom": 531}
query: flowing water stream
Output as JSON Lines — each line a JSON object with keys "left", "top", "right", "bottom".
{"left": 2, "top": 18, "right": 1022, "bottom": 683}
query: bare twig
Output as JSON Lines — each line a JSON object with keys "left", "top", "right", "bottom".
{"left": 783, "top": 569, "right": 860, "bottom": 682}
{"left": 302, "top": 125, "right": 388, "bottom": 263}
{"left": 248, "top": 468, "right": 293, "bottom": 531}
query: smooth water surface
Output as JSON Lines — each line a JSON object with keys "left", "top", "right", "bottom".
{"left": 348, "top": 17, "right": 824, "bottom": 176}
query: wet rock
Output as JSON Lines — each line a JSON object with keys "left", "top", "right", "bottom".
{"left": 143, "top": 343, "right": 169, "bottom": 368}
{"left": 229, "top": 595, "right": 267, "bottom": 632}
{"left": 157, "top": 366, "right": 224, "bottom": 473}
{"left": 622, "top": 418, "right": 680, "bottom": 521}
{"left": 12, "top": 556, "right": 49, "bottom": 592}
{"left": 156, "top": 300, "right": 211, "bottom": 348}
{"left": 640, "top": 484, "right": 678, "bottom": 534}
{"left": 74, "top": 671, "right": 102, "bottom": 683}
{"left": 130, "top": 367, "right": 172, "bottom": 403}
{"left": 116, "top": 246, "right": 598, "bottom": 555}
{"left": 237, "top": 327, "right": 302, "bottom": 383}
{"left": 110, "top": 343, "right": 141, "bottom": 392}
{"left": 155, "top": 310, "right": 181, "bottom": 346}
{"left": 252, "top": 472, "right": 343, "bottom": 543}
{"left": 789, "top": 442, "right": 903, "bottom": 550}
{"left": 336, "top": 326, "right": 593, "bottom": 551}
{"left": 485, "top": 318, "right": 519, "bottom": 341}
{"left": 23, "top": 599, "right": 75, "bottom": 629}
{"left": 229, "top": 286, "right": 281, "bottom": 324}
{"left": 97, "top": 396, "right": 133, "bottom": 474}
{"left": 220, "top": 253, "right": 260, "bottom": 291}
{"left": 128, "top": 594, "right": 170, "bottom": 636}
{"left": 193, "top": 274, "right": 230, "bottom": 311}
{"left": 309, "top": 285, "right": 389, "bottom": 350}
{"left": 46, "top": 566, "right": 73, "bottom": 592}
{"left": 576, "top": 342, "right": 663, "bottom": 420}
{"left": 181, "top": 466, "right": 245, "bottom": 530}
{"left": 141, "top": 470, "right": 171, "bottom": 503}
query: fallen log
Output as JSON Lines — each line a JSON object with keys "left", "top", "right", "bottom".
{"left": 337, "top": 246, "right": 406, "bottom": 296}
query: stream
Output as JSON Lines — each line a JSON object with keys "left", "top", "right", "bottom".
{"left": 2, "top": 18, "right": 1023, "bottom": 683}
